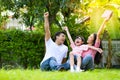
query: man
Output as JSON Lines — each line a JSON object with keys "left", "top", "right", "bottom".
{"left": 40, "top": 12, "right": 68, "bottom": 71}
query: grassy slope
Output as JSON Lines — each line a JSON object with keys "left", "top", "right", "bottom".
{"left": 0, "top": 69, "right": 120, "bottom": 80}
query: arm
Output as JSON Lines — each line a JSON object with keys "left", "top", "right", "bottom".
{"left": 97, "top": 12, "right": 112, "bottom": 41}
{"left": 62, "top": 58, "right": 67, "bottom": 64}
{"left": 44, "top": 12, "right": 51, "bottom": 41}
{"left": 62, "top": 26, "right": 74, "bottom": 44}
{"left": 97, "top": 19, "right": 107, "bottom": 40}
{"left": 88, "top": 45, "right": 103, "bottom": 53}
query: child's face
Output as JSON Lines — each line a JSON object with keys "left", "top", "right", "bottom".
{"left": 74, "top": 38, "right": 83, "bottom": 46}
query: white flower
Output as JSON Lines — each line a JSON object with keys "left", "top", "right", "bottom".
{"left": 57, "top": 11, "right": 65, "bottom": 26}
{"left": 7, "top": 10, "right": 15, "bottom": 16}
{"left": 1, "top": 11, "right": 7, "bottom": 16}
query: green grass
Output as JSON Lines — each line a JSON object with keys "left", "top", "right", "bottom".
{"left": 0, "top": 69, "right": 120, "bottom": 80}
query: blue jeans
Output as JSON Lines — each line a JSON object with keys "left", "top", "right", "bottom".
{"left": 62, "top": 54, "right": 94, "bottom": 71}
{"left": 81, "top": 54, "right": 94, "bottom": 70}
{"left": 59, "top": 60, "right": 70, "bottom": 70}
{"left": 40, "top": 57, "right": 59, "bottom": 71}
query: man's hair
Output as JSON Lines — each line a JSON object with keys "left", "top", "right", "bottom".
{"left": 53, "top": 31, "right": 66, "bottom": 41}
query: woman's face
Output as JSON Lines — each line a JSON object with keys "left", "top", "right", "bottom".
{"left": 87, "top": 34, "right": 94, "bottom": 44}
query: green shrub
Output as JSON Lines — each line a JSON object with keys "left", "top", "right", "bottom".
{"left": 0, "top": 30, "right": 45, "bottom": 69}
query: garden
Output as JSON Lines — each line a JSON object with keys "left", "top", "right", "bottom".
{"left": 0, "top": 0, "right": 120, "bottom": 80}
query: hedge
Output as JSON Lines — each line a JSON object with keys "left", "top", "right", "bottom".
{"left": 0, "top": 30, "right": 45, "bottom": 69}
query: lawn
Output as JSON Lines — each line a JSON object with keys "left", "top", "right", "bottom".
{"left": 0, "top": 69, "right": 120, "bottom": 80}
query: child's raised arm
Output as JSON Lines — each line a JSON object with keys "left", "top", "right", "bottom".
{"left": 62, "top": 26, "right": 74, "bottom": 44}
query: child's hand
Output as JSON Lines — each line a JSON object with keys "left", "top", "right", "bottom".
{"left": 62, "top": 26, "right": 68, "bottom": 31}
{"left": 44, "top": 12, "right": 49, "bottom": 18}
{"left": 97, "top": 48, "right": 103, "bottom": 53}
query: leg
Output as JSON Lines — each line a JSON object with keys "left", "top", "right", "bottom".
{"left": 40, "top": 58, "right": 52, "bottom": 71}
{"left": 70, "top": 52, "right": 75, "bottom": 72}
{"left": 77, "top": 55, "right": 81, "bottom": 69}
{"left": 76, "top": 55, "right": 81, "bottom": 71}
{"left": 60, "top": 55, "right": 77, "bottom": 71}
{"left": 70, "top": 52, "right": 74, "bottom": 67}
{"left": 40, "top": 57, "right": 59, "bottom": 71}
{"left": 58, "top": 62, "right": 70, "bottom": 71}
{"left": 49, "top": 57, "right": 59, "bottom": 70}
{"left": 81, "top": 54, "right": 94, "bottom": 70}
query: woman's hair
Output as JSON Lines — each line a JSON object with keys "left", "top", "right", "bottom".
{"left": 93, "top": 33, "right": 103, "bottom": 65}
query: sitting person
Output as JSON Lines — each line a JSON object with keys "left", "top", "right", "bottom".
{"left": 40, "top": 12, "right": 68, "bottom": 71}
{"left": 63, "top": 27, "right": 103, "bottom": 72}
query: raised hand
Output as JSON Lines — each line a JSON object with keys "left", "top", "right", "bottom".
{"left": 62, "top": 26, "right": 68, "bottom": 31}
{"left": 96, "top": 48, "right": 103, "bottom": 53}
{"left": 105, "top": 13, "right": 112, "bottom": 21}
{"left": 44, "top": 12, "right": 49, "bottom": 18}
{"left": 102, "top": 10, "right": 113, "bottom": 21}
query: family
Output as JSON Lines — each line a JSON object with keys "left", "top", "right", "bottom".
{"left": 40, "top": 12, "right": 112, "bottom": 72}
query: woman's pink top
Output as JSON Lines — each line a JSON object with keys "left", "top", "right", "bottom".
{"left": 81, "top": 40, "right": 100, "bottom": 59}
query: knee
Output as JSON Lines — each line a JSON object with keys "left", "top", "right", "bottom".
{"left": 86, "top": 54, "right": 92, "bottom": 60}
{"left": 69, "top": 52, "right": 73, "bottom": 56}
{"left": 50, "top": 57, "right": 56, "bottom": 61}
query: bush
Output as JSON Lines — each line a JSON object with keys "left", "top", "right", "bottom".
{"left": 0, "top": 30, "right": 45, "bottom": 69}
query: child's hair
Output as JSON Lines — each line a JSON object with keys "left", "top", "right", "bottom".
{"left": 75, "top": 36, "right": 85, "bottom": 43}
{"left": 93, "top": 33, "right": 103, "bottom": 65}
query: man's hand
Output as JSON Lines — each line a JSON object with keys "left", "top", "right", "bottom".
{"left": 44, "top": 12, "right": 49, "bottom": 18}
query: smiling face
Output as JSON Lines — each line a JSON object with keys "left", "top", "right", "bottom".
{"left": 74, "top": 37, "right": 84, "bottom": 46}
{"left": 56, "top": 33, "right": 66, "bottom": 44}
{"left": 87, "top": 34, "right": 94, "bottom": 45}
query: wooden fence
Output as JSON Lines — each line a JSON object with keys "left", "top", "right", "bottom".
{"left": 102, "top": 40, "right": 120, "bottom": 67}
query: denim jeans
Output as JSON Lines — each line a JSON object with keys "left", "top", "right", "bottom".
{"left": 81, "top": 54, "right": 94, "bottom": 70}
{"left": 59, "top": 60, "right": 70, "bottom": 70}
{"left": 40, "top": 57, "right": 59, "bottom": 71}
{"left": 62, "top": 54, "right": 94, "bottom": 71}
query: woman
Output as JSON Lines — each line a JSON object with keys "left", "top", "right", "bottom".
{"left": 61, "top": 13, "right": 112, "bottom": 71}
{"left": 81, "top": 14, "right": 112, "bottom": 70}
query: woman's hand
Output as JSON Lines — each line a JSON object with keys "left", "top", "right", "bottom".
{"left": 96, "top": 48, "right": 103, "bottom": 53}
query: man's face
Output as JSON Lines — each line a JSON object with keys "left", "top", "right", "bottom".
{"left": 56, "top": 33, "right": 66, "bottom": 44}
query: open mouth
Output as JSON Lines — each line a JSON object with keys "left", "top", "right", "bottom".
{"left": 76, "top": 41, "right": 80, "bottom": 43}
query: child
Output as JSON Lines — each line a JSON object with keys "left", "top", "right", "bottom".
{"left": 63, "top": 26, "right": 103, "bottom": 72}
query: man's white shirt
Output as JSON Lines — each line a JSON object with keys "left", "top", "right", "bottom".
{"left": 41, "top": 38, "right": 68, "bottom": 65}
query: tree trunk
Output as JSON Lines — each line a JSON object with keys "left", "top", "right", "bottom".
{"left": 106, "top": 38, "right": 112, "bottom": 68}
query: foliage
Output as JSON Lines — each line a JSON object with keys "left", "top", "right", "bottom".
{"left": 0, "top": 30, "right": 45, "bottom": 69}
{"left": 0, "top": 0, "right": 45, "bottom": 30}
{"left": 0, "top": 0, "right": 120, "bottom": 39}
{"left": 86, "top": 0, "right": 120, "bottom": 39}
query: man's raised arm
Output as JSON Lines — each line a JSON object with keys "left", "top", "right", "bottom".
{"left": 44, "top": 12, "right": 51, "bottom": 41}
